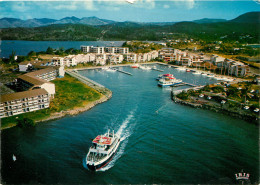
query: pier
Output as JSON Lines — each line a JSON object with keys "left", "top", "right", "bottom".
{"left": 172, "top": 82, "right": 198, "bottom": 87}
{"left": 115, "top": 69, "right": 133, "bottom": 76}
{"left": 151, "top": 68, "right": 164, "bottom": 72}
{"left": 66, "top": 70, "right": 112, "bottom": 97}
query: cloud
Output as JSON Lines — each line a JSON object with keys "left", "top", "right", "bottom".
{"left": 11, "top": 1, "right": 30, "bottom": 12}
{"left": 170, "top": 0, "right": 195, "bottom": 10}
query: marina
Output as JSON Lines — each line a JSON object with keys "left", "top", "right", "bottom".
{"left": 2, "top": 63, "right": 258, "bottom": 184}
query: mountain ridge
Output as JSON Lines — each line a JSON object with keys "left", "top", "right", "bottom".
{"left": 0, "top": 11, "right": 259, "bottom": 28}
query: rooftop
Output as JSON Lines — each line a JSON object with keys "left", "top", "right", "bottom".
{"left": 1, "top": 88, "right": 48, "bottom": 103}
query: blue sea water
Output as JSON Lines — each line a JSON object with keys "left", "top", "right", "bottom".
{"left": 1, "top": 64, "right": 259, "bottom": 184}
{"left": 0, "top": 40, "right": 125, "bottom": 58}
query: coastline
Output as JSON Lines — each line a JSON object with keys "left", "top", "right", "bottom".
{"left": 38, "top": 91, "right": 112, "bottom": 123}
{"left": 171, "top": 91, "right": 259, "bottom": 124}
{"left": 1, "top": 72, "right": 113, "bottom": 130}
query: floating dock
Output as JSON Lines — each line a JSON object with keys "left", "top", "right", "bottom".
{"left": 151, "top": 68, "right": 164, "bottom": 72}
{"left": 172, "top": 82, "right": 198, "bottom": 87}
{"left": 115, "top": 69, "right": 133, "bottom": 76}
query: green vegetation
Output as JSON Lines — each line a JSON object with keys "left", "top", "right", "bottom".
{"left": 122, "top": 41, "right": 163, "bottom": 53}
{"left": 17, "top": 118, "right": 36, "bottom": 128}
{"left": 1, "top": 74, "right": 102, "bottom": 129}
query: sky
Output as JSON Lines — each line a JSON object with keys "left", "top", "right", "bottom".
{"left": 0, "top": 0, "right": 260, "bottom": 22}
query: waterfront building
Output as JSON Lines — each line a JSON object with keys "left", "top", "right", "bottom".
{"left": 94, "top": 54, "right": 107, "bottom": 65}
{"left": 17, "top": 74, "right": 55, "bottom": 96}
{"left": 106, "top": 54, "right": 124, "bottom": 64}
{"left": 211, "top": 55, "right": 225, "bottom": 67}
{"left": 224, "top": 59, "right": 249, "bottom": 76}
{"left": 0, "top": 88, "right": 50, "bottom": 118}
{"left": 105, "top": 47, "right": 129, "bottom": 54}
{"left": 126, "top": 53, "right": 137, "bottom": 62}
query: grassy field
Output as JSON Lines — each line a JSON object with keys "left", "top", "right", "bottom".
{"left": 1, "top": 74, "right": 101, "bottom": 129}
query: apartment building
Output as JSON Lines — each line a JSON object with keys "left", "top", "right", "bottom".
{"left": 0, "top": 89, "right": 50, "bottom": 118}
{"left": 105, "top": 47, "right": 129, "bottom": 54}
{"left": 126, "top": 53, "right": 137, "bottom": 62}
{"left": 211, "top": 55, "right": 225, "bottom": 67}
{"left": 224, "top": 59, "right": 249, "bottom": 76}
{"left": 106, "top": 54, "right": 124, "bottom": 64}
{"left": 17, "top": 74, "right": 55, "bottom": 96}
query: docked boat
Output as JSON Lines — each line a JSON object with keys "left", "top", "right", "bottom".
{"left": 131, "top": 64, "right": 139, "bottom": 68}
{"left": 156, "top": 73, "right": 173, "bottom": 80}
{"left": 86, "top": 130, "right": 120, "bottom": 171}
{"left": 177, "top": 67, "right": 186, "bottom": 71}
{"left": 158, "top": 77, "right": 182, "bottom": 87}
{"left": 186, "top": 69, "right": 191, "bottom": 72}
{"left": 193, "top": 71, "right": 201, "bottom": 75}
{"left": 139, "top": 65, "right": 151, "bottom": 70}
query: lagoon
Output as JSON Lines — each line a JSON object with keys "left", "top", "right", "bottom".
{"left": 1, "top": 64, "right": 259, "bottom": 184}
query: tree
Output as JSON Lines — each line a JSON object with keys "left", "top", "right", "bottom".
{"left": 8, "top": 50, "right": 16, "bottom": 64}
{"left": 46, "top": 47, "right": 54, "bottom": 54}
{"left": 17, "top": 118, "right": 36, "bottom": 128}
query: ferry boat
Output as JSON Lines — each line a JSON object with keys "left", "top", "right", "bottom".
{"left": 86, "top": 130, "right": 120, "bottom": 171}
{"left": 158, "top": 77, "right": 182, "bottom": 87}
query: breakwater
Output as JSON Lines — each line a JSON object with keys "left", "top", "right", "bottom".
{"left": 66, "top": 70, "right": 112, "bottom": 98}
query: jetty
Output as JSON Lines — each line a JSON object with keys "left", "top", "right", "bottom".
{"left": 115, "top": 69, "right": 133, "bottom": 76}
{"left": 172, "top": 82, "right": 198, "bottom": 87}
{"left": 66, "top": 70, "right": 112, "bottom": 97}
{"left": 151, "top": 68, "right": 164, "bottom": 72}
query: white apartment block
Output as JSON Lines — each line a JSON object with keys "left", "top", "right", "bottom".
{"left": 127, "top": 53, "right": 137, "bottom": 62}
{"left": 0, "top": 89, "right": 50, "bottom": 118}
{"left": 106, "top": 54, "right": 124, "bottom": 64}
{"left": 211, "top": 55, "right": 225, "bottom": 67}
{"left": 105, "top": 47, "right": 129, "bottom": 54}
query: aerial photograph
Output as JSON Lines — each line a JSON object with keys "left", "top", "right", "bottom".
{"left": 0, "top": 0, "right": 259, "bottom": 184}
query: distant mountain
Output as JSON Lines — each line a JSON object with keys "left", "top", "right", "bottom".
{"left": 229, "top": 12, "right": 260, "bottom": 23}
{"left": 0, "top": 16, "right": 116, "bottom": 28}
{"left": 193, "top": 18, "right": 227, "bottom": 24}
{"left": 79, "top": 16, "right": 115, "bottom": 25}
{"left": 0, "top": 12, "right": 259, "bottom": 28}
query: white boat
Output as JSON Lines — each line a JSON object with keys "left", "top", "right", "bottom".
{"left": 177, "top": 67, "right": 186, "bottom": 71}
{"left": 86, "top": 130, "right": 120, "bottom": 171}
{"left": 139, "top": 65, "right": 151, "bottom": 70}
{"left": 254, "top": 108, "right": 259, "bottom": 112}
{"left": 199, "top": 94, "right": 204, "bottom": 98}
{"left": 103, "top": 67, "right": 116, "bottom": 72}
{"left": 158, "top": 77, "right": 182, "bottom": 87}
{"left": 193, "top": 71, "right": 201, "bottom": 75}
{"left": 207, "top": 96, "right": 212, "bottom": 100}
{"left": 207, "top": 74, "right": 215, "bottom": 78}
{"left": 13, "top": 154, "right": 16, "bottom": 161}
{"left": 201, "top": 73, "right": 207, "bottom": 76}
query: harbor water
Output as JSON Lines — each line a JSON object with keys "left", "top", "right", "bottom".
{"left": 1, "top": 64, "right": 259, "bottom": 184}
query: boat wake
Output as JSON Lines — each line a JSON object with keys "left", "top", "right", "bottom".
{"left": 98, "top": 109, "right": 137, "bottom": 172}
{"left": 155, "top": 102, "right": 170, "bottom": 114}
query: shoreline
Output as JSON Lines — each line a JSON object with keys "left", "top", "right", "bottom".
{"left": 171, "top": 91, "right": 259, "bottom": 124}
{"left": 37, "top": 92, "right": 112, "bottom": 123}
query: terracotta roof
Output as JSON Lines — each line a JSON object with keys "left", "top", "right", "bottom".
{"left": 1, "top": 89, "right": 48, "bottom": 103}
{"left": 18, "top": 74, "right": 48, "bottom": 85}
{"left": 25, "top": 67, "right": 57, "bottom": 77}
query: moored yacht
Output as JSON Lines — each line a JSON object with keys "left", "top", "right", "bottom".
{"left": 86, "top": 130, "right": 120, "bottom": 171}
{"left": 158, "top": 77, "right": 182, "bottom": 87}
